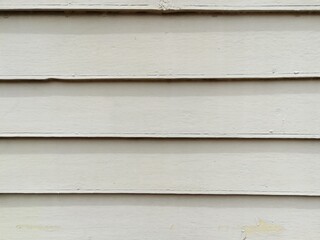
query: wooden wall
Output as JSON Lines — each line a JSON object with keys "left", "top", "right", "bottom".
{"left": 1, "top": 1, "right": 319, "bottom": 239}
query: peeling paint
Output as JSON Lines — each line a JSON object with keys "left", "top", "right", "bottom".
{"left": 158, "top": 0, "right": 172, "bottom": 10}
{"left": 16, "top": 224, "right": 60, "bottom": 232}
{"left": 242, "top": 219, "right": 284, "bottom": 236}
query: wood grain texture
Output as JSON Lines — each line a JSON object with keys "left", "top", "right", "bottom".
{"left": 1, "top": 81, "right": 320, "bottom": 138}
{"left": 0, "top": 139, "right": 320, "bottom": 195}
{"left": 1, "top": 194, "right": 320, "bottom": 239}
{"left": 2, "top": 0, "right": 320, "bottom": 11}
{"left": 2, "top": 14, "right": 320, "bottom": 80}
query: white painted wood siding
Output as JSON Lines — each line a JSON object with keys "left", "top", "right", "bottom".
{"left": 0, "top": 81, "right": 319, "bottom": 138}
{"left": 2, "top": 14, "right": 320, "bottom": 80}
{"left": 0, "top": 139, "right": 319, "bottom": 195}
{"left": 1, "top": 6, "right": 320, "bottom": 240}
{"left": 1, "top": 195, "right": 320, "bottom": 240}
{"left": 2, "top": 0, "right": 320, "bottom": 11}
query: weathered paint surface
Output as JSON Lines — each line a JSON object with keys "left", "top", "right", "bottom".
{"left": 1, "top": 5, "right": 320, "bottom": 240}
{"left": 16, "top": 225, "right": 60, "bottom": 232}
{"left": 1, "top": 195, "right": 319, "bottom": 240}
{"left": 2, "top": 14, "right": 320, "bottom": 79}
{"left": 0, "top": 81, "right": 320, "bottom": 138}
{"left": 0, "top": 138, "right": 320, "bottom": 195}
{"left": 242, "top": 220, "right": 284, "bottom": 236}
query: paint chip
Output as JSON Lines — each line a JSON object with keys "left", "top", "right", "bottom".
{"left": 16, "top": 224, "right": 60, "bottom": 232}
{"left": 242, "top": 219, "right": 284, "bottom": 236}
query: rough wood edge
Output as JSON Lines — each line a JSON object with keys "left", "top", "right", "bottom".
{"left": 0, "top": 189, "right": 319, "bottom": 196}
{"left": 2, "top": 3, "right": 320, "bottom": 12}
{"left": 1, "top": 133, "right": 320, "bottom": 139}
{"left": 0, "top": 72, "right": 318, "bottom": 81}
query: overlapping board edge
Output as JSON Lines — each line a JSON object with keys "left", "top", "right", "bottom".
{"left": 2, "top": 1, "right": 320, "bottom": 12}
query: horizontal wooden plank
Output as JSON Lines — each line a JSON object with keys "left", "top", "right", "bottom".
{"left": 1, "top": 138, "right": 320, "bottom": 195}
{"left": 1, "top": 81, "right": 320, "bottom": 138}
{"left": 1, "top": 194, "right": 320, "bottom": 239}
{"left": 2, "top": 14, "right": 320, "bottom": 79}
{"left": 2, "top": 0, "right": 320, "bottom": 11}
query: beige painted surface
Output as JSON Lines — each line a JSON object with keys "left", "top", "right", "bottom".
{"left": 1, "top": 194, "right": 320, "bottom": 239}
{"left": 0, "top": 81, "right": 319, "bottom": 138}
{"left": 2, "top": 14, "right": 320, "bottom": 79}
{"left": 1, "top": 0, "right": 320, "bottom": 11}
{"left": 0, "top": 138, "right": 319, "bottom": 195}
{"left": 1, "top": 7, "right": 320, "bottom": 240}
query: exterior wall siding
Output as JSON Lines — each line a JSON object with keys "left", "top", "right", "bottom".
{"left": 0, "top": 2, "right": 319, "bottom": 239}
